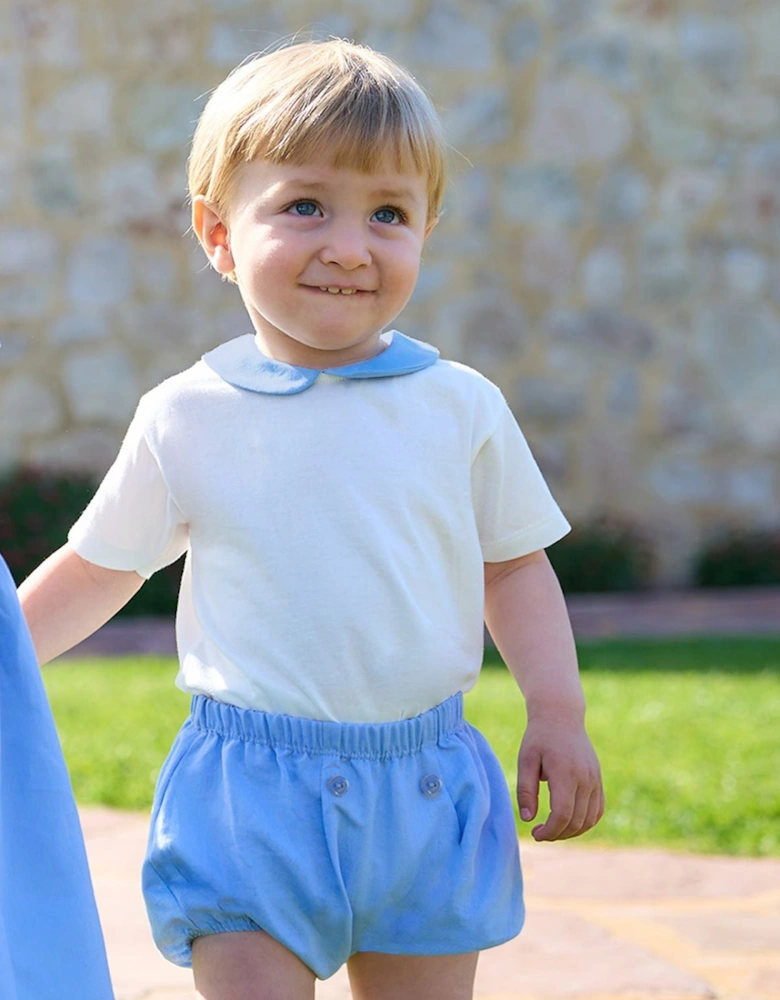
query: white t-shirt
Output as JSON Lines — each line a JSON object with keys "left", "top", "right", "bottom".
{"left": 69, "top": 332, "right": 570, "bottom": 722}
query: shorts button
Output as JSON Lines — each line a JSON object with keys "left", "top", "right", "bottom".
{"left": 420, "top": 774, "right": 442, "bottom": 797}
{"left": 328, "top": 775, "right": 349, "bottom": 797}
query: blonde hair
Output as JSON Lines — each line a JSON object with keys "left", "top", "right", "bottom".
{"left": 188, "top": 38, "right": 447, "bottom": 232}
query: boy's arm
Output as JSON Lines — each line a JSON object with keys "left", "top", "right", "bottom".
{"left": 484, "top": 549, "right": 604, "bottom": 842}
{"left": 18, "top": 543, "right": 145, "bottom": 665}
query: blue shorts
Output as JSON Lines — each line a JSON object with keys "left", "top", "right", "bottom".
{"left": 142, "top": 692, "right": 524, "bottom": 979}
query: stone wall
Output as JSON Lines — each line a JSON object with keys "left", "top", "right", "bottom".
{"left": 2, "top": 0, "right": 779, "bottom": 583}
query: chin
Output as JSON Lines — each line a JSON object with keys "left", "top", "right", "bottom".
{"left": 301, "top": 332, "right": 378, "bottom": 351}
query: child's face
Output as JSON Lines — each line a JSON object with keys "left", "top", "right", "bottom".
{"left": 194, "top": 155, "right": 434, "bottom": 368}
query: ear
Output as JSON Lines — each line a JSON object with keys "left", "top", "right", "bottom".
{"left": 424, "top": 215, "right": 440, "bottom": 239}
{"left": 192, "top": 196, "right": 235, "bottom": 275}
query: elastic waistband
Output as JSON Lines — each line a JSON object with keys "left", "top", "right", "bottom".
{"left": 189, "top": 693, "right": 465, "bottom": 760}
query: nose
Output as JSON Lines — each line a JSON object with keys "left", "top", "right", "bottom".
{"left": 318, "top": 219, "right": 372, "bottom": 270}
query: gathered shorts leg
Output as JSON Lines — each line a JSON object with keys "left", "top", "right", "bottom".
{"left": 142, "top": 692, "right": 524, "bottom": 980}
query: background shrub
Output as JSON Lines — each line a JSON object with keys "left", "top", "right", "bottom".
{"left": 0, "top": 467, "right": 94, "bottom": 583}
{"left": 0, "top": 466, "right": 181, "bottom": 617}
{"left": 694, "top": 527, "right": 780, "bottom": 587}
{"left": 546, "top": 514, "right": 654, "bottom": 592}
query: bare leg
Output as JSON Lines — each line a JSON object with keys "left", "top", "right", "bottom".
{"left": 192, "top": 930, "right": 316, "bottom": 1000}
{"left": 346, "top": 951, "right": 479, "bottom": 1000}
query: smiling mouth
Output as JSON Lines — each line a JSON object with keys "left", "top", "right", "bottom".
{"left": 306, "top": 285, "right": 373, "bottom": 295}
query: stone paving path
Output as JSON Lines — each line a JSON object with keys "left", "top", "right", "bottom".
{"left": 82, "top": 806, "right": 780, "bottom": 1000}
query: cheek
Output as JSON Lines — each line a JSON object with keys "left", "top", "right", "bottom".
{"left": 234, "top": 230, "right": 291, "bottom": 282}
{"left": 392, "top": 244, "right": 423, "bottom": 291}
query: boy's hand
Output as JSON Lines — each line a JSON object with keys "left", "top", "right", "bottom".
{"left": 517, "top": 716, "right": 604, "bottom": 841}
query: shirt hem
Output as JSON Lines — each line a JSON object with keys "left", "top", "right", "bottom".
{"left": 481, "top": 513, "right": 571, "bottom": 563}
{"left": 67, "top": 528, "right": 157, "bottom": 580}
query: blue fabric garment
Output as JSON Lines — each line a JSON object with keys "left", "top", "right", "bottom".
{"left": 202, "top": 330, "right": 439, "bottom": 394}
{"left": 0, "top": 556, "right": 114, "bottom": 1000}
{"left": 143, "top": 693, "right": 524, "bottom": 978}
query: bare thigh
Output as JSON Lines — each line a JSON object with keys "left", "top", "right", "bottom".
{"left": 346, "top": 951, "right": 479, "bottom": 1000}
{"left": 191, "top": 930, "right": 316, "bottom": 1000}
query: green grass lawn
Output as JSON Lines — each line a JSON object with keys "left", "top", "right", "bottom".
{"left": 43, "top": 637, "right": 780, "bottom": 857}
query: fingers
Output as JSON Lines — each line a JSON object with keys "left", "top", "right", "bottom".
{"left": 517, "top": 726, "right": 605, "bottom": 842}
{"left": 532, "top": 771, "right": 605, "bottom": 842}
{"left": 541, "top": 787, "right": 590, "bottom": 842}
{"left": 516, "top": 745, "right": 541, "bottom": 823}
{"left": 556, "top": 787, "right": 601, "bottom": 841}
{"left": 531, "top": 777, "right": 578, "bottom": 842}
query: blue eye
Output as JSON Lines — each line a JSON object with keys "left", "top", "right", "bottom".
{"left": 290, "top": 201, "right": 320, "bottom": 217}
{"left": 373, "top": 207, "right": 402, "bottom": 224}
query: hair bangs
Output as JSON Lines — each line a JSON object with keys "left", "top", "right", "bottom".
{"left": 190, "top": 39, "right": 448, "bottom": 224}
{"left": 282, "top": 91, "right": 433, "bottom": 171}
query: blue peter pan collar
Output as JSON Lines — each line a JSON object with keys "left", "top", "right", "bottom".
{"left": 202, "top": 330, "right": 439, "bottom": 395}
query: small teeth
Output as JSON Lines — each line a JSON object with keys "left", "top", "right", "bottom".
{"left": 320, "top": 286, "right": 356, "bottom": 294}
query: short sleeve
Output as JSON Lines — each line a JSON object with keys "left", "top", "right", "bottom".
{"left": 472, "top": 396, "right": 570, "bottom": 562}
{"left": 68, "top": 401, "right": 188, "bottom": 579}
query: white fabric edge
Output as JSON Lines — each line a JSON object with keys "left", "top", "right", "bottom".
{"left": 67, "top": 528, "right": 157, "bottom": 581}
{"left": 481, "top": 512, "right": 572, "bottom": 564}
